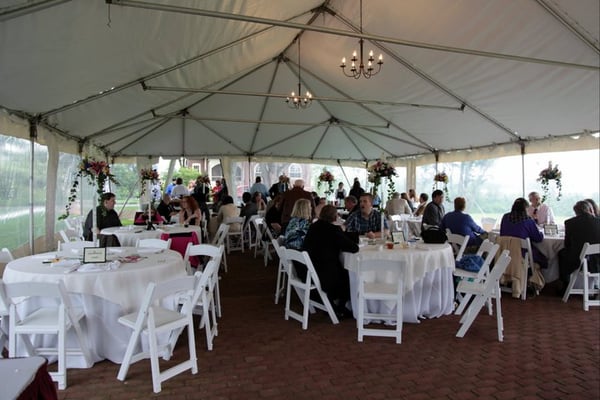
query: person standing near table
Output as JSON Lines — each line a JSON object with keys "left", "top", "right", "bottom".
{"left": 558, "top": 200, "right": 600, "bottom": 293}
{"left": 83, "top": 192, "right": 122, "bottom": 241}
{"left": 335, "top": 182, "right": 346, "bottom": 203}
{"left": 527, "top": 191, "right": 555, "bottom": 225}
{"left": 349, "top": 178, "right": 365, "bottom": 199}
{"left": 280, "top": 179, "right": 315, "bottom": 229}
{"left": 422, "top": 190, "right": 445, "bottom": 229}
{"left": 250, "top": 176, "right": 269, "bottom": 201}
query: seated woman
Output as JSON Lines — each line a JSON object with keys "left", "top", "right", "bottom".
{"left": 283, "top": 198, "right": 312, "bottom": 250}
{"left": 265, "top": 194, "right": 283, "bottom": 236}
{"left": 217, "top": 195, "right": 241, "bottom": 232}
{"left": 303, "top": 205, "right": 359, "bottom": 318}
{"left": 500, "top": 197, "right": 547, "bottom": 269}
{"left": 253, "top": 191, "right": 267, "bottom": 214}
{"left": 178, "top": 195, "right": 202, "bottom": 226}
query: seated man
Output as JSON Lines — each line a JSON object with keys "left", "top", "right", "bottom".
{"left": 527, "top": 191, "right": 555, "bottom": 225}
{"left": 440, "top": 197, "right": 487, "bottom": 246}
{"left": 345, "top": 193, "right": 388, "bottom": 239}
{"left": 83, "top": 192, "right": 122, "bottom": 241}
{"left": 421, "top": 190, "right": 445, "bottom": 229}
{"left": 157, "top": 194, "right": 178, "bottom": 222}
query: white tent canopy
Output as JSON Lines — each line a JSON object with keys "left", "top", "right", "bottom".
{"left": 1, "top": 0, "right": 598, "bottom": 163}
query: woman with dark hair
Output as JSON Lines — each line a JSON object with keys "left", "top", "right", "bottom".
{"left": 178, "top": 195, "right": 201, "bottom": 226}
{"left": 349, "top": 178, "right": 365, "bottom": 199}
{"left": 500, "top": 197, "right": 546, "bottom": 268}
{"left": 265, "top": 194, "right": 283, "bottom": 236}
{"left": 303, "top": 205, "right": 359, "bottom": 318}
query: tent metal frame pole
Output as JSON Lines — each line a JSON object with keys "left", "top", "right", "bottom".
{"left": 145, "top": 85, "right": 461, "bottom": 111}
{"left": 40, "top": 7, "right": 314, "bottom": 119}
{"left": 249, "top": 59, "right": 281, "bottom": 153}
{"left": 0, "top": 0, "right": 71, "bottom": 22}
{"left": 109, "top": 0, "right": 599, "bottom": 71}
{"left": 190, "top": 119, "right": 248, "bottom": 154}
{"left": 252, "top": 122, "right": 329, "bottom": 155}
{"left": 535, "top": 0, "right": 600, "bottom": 55}
{"left": 28, "top": 120, "right": 37, "bottom": 254}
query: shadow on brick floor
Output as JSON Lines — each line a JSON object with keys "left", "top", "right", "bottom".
{"left": 57, "top": 252, "right": 599, "bottom": 400}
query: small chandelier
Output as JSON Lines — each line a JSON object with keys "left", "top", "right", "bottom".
{"left": 286, "top": 36, "right": 312, "bottom": 109}
{"left": 340, "top": 0, "right": 383, "bottom": 79}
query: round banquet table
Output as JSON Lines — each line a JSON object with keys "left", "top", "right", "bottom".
{"left": 344, "top": 242, "right": 455, "bottom": 323}
{"left": 101, "top": 224, "right": 203, "bottom": 247}
{"left": 2, "top": 247, "right": 187, "bottom": 366}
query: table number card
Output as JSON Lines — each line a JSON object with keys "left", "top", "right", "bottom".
{"left": 392, "top": 231, "right": 405, "bottom": 244}
{"left": 83, "top": 247, "right": 106, "bottom": 263}
{"left": 543, "top": 224, "right": 558, "bottom": 236}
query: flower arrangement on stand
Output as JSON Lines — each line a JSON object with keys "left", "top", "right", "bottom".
{"left": 59, "top": 156, "right": 118, "bottom": 220}
{"left": 433, "top": 172, "right": 450, "bottom": 200}
{"left": 367, "top": 159, "right": 396, "bottom": 200}
{"left": 317, "top": 169, "right": 335, "bottom": 198}
{"left": 139, "top": 168, "right": 160, "bottom": 198}
{"left": 538, "top": 161, "right": 562, "bottom": 202}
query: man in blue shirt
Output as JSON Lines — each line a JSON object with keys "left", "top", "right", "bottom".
{"left": 440, "top": 197, "right": 487, "bottom": 246}
{"left": 345, "top": 193, "right": 388, "bottom": 239}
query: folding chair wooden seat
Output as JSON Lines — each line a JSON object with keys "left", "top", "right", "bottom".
{"left": 562, "top": 243, "right": 600, "bottom": 311}
{"left": 192, "top": 260, "right": 219, "bottom": 351}
{"left": 224, "top": 217, "right": 245, "bottom": 254}
{"left": 283, "top": 249, "right": 339, "bottom": 330}
{"left": 184, "top": 243, "right": 224, "bottom": 318}
{"left": 272, "top": 239, "right": 287, "bottom": 304}
{"left": 356, "top": 258, "right": 405, "bottom": 344}
{"left": 211, "top": 223, "right": 229, "bottom": 272}
{"left": 456, "top": 250, "right": 511, "bottom": 342}
{"left": 117, "top": 275, "right": 201, "bottom": 393}
{"left": 3, "top": 280, "right": 92, "bottom": 390}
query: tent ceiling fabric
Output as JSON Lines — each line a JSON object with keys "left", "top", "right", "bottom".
{"left": 0, "top": 0, "right": 598, "bottom": 162}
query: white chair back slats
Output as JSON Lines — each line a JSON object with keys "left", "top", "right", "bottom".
{"left": 117, "top": 275, "right": 199, "bottom": 393}
{"left": 283, "top": 249, "right": 339, "bottom": 330}
{"left": 456, "top": 250, "right": 511, "bottom": 342}
{"left": 562, "top": 242, "right": 600, "bottom": 311}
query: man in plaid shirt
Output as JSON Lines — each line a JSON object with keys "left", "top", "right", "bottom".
{"left": 345, "top": 193, "right": 388, "bottom": 239}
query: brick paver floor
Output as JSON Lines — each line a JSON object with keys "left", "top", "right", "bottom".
{"left": 55, "top": 252, "right": 599, "bottom": 399}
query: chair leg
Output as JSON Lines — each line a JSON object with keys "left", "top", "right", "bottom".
{"left": 562, "top": 271, "right": 578, "bottom": 303}
{"left": 301, "top": 287, "right": 311, "bottom": 330}
{"left": 147, "top": 322, "right": 162, "bottom": 393}
{"left": 57, "top": 324, "right": 66, "bottom": 390}
{"left": 117, "top": 326, "right": 142, "bottom": 381}
{"left": 284, "top": 279, "right": 292, "bottom": 321}
{"left": 357, "top": 293, "right": 364, "bottom": 342}
{"left": 396, "top": 287, "right": 403, "bottom": 344}
{"left": 186, "top": 316, "right": 198, "bottom": 374}
{"left": 456, "top": 294, "right": 487, "bottom": 338}
{"left": 454, "top": 293, "right": 473, "bottom": 315}
{"left": 583, "top": 271, "right": 590, "bottom": 311}
{"left": 495, "top": 290, "right": 504, "bottom": 342}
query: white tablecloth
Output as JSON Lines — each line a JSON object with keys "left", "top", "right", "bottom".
{"left": 101, "top": 225, "right": 203, "bottom": 247}
{"left": 344, "top": 243, "right": 455, "bottom": 323}
{"left": 3, "top": 248, "right": 187, "bottom": 366}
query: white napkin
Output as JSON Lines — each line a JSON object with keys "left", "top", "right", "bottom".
{"left": 51, "top": 259, "right": 81, "bottom": 268}
{"left": 77, "top": 260, "right": 121, "bottom": 272}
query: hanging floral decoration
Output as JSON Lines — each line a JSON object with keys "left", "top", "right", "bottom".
{"left": 140, "top": 168, "right": 161, "bottom": 199}
{"left": 537, "top": 161, "right": 562, "bottom": 202}
{"left": 59, "top": 157, "right": 118, "bottom": 220}
{"left": 317, "top": 169, "right": 335, "bottom": 196}
{"left": 433, "top": 172, "right": 450, "bottom": 200}
{"left": 368, "top": 159, "right": 396, "bottom": 199}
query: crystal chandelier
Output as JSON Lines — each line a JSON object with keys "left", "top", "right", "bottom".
{"left": 286, "top": 37, "right": 312, "bottom": 109}
{"left": 340, "top": 0, "right": 383, "bottom": 79}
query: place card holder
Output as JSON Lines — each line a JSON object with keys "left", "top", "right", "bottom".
{"left": 543, "top": 224, "right": 558, "bottom": 236}
{"left": 392, "top": 231, "right": 405, "bottom": 244}
{"left": 83, "top": 247, "right": 106, "bottom": 263}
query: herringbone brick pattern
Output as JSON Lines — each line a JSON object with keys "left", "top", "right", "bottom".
{"left": 56, "top": 252, "right": 599, "bottom": 399}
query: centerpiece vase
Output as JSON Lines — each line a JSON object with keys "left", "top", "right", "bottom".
{"left": 92, "top": 192, "right": 98, "bottom": 243}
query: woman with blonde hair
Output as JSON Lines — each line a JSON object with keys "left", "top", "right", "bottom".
{"left": 178, "top": 195, "right": 202, "bottom": 226}
{"left": 283, "top": 198, "right": 312, "bottom": 250}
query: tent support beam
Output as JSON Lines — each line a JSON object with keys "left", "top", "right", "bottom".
{"left": 252, "top": 121, "right": 330, "bottom": 155}
{"left": 309, "top": 126, "right": 331, "bottom": 159}
{"left": 28, "top": 119, "right": 38, "bottom": 255}
{"left": 249, "top": 58, "right": 281, "bottom": 153}
{"left": 0, "top": 0, "right": 71, "bottom": 22}
{"left": 190, "top": 119, "right": 248, "bottom": 154}
{"left": 145, "top": 85, "right": 461, "bottom": 111}
{"left": 109, "top": 0, "right": 599, "bottom": 71}
{"left": 332, "top": 11, "right": 521, "bottom": 141}
{"left": 339, "top": 127, "right": 368, "bottom": 161}
{"left": 40, "top": 7, "right": 314, "bottom": 119}
{"left": 535, "top": 0, "right": 599, "bottom": 55}
{"left": 112, "top": 118, "right": 171, "bottom": 155}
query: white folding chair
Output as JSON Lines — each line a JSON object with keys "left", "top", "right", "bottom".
{"left": 446, "top": 231, "right": 469, "bottom": 262}
{"left": 192, "top": 260, "right": 219, "bottom": 351}
{"left": 454, "top": 240, "right": 500, "bottom": 315}
{"left": 496, "top": 236, "right": 533, "bottom": 300}
{"left": 283, "top": 249, "right": 339, "bottom": 330}
{"left": 0, "top": 248, "right": 14, "bottom": 264}
{"left": 136, "top": 238, "right": 172, "bottom": 250}
{"left": 0, "top": 278, "right": 11, "bottom": 358}
{"left": 224, "top": 217, "right": 245, "bottom": 254}
{"left": 58, "top": 240, "right": 97, "bottom": 252}
{"left": 245, "top": 215, "right": 260, "bottom": 252}
{"left": 260, "top": 224, "right": 276, "bottom": 267}
{"left": 212, "top": 223, "right": 229, "bottom": 272}
{"left": 63, "top": 217, "right": 84, "bottom": 241}
{"left": 356, "top": 258, "right": 405, "bottom": 344}
{"left": 272, "top": 239, "right": 287, "bottom": 304}
{"left": 184, "top": 243, "right": 224, "bottom": 318}
{"left": 456, "top": 250, "right": 511, "bottom": 342}
{"left": 562, "top": 243, "right": 600, "bottom": 311}
{"left": 117, "top": 275, "right": 201, "bottom": 393}
{"left": 4, "top": 280, "right": 92, "bottom": 390}
{"left": 252, "top": 217, "right": 265, "bottom": 258}
{"left": 389, "top": 215, "right": 402, "bottom": 232}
